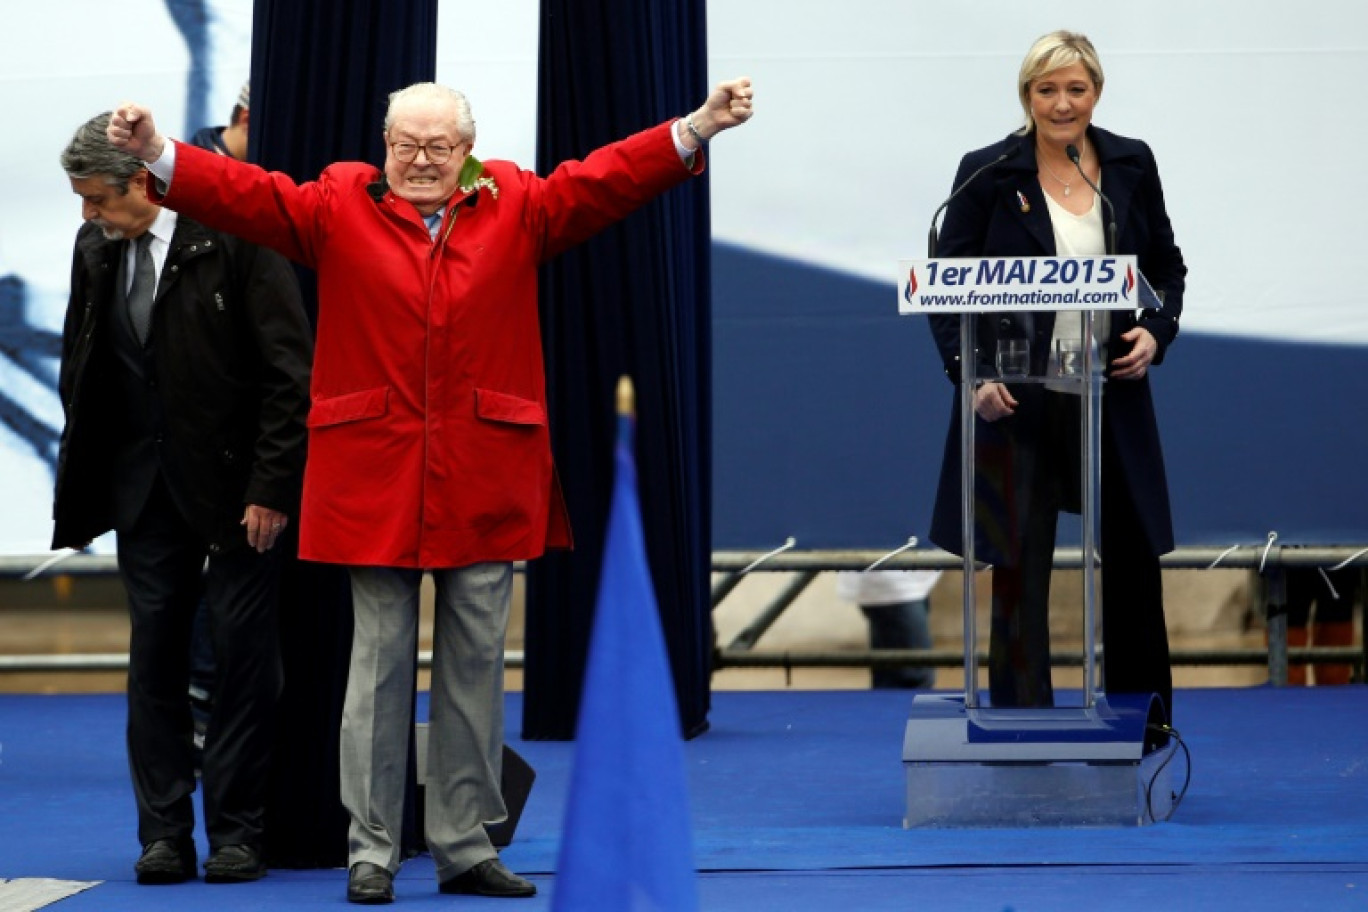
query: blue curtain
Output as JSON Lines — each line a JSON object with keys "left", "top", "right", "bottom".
{"left": 248, "top": 0, "right": 437, "bottom": 867}
{"left": 523, "top": 0, "right": 714, "bottom": 739}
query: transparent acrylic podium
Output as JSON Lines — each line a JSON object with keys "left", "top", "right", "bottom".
{"left": 898, "top": 256, "right": 1177, "bottom": 827}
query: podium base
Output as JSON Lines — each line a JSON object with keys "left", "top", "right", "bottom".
{"left": 902, "top": 692, "right": 1175, "bottom": 827}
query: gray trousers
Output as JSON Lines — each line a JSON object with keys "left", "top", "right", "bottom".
{"left": 342, "top": 563, "right": 512, "bottom": 880}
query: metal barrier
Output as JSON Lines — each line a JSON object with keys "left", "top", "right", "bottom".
{"left": 709, "top": 547, "right": 1367, "bottom": 685}
{"left": 2, "top": 548, "right": 1365, "bottom": 683}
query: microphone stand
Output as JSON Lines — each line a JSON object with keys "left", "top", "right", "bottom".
{"left": 1065, "top": 143, "right": 1115, "bottom": 256}
{"left": 1063, "top": 144, "right": 1113, "bottom": 645}
{"left": 927, "top": 146, "right": 1018, "bottom": 258}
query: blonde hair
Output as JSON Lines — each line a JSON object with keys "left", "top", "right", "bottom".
{"left": 1016, "top": 30, "right": 1104, "bottom": 134}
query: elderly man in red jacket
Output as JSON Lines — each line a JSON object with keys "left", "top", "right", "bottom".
{"left": 109, "top": 76, "right": 754, "bottom": 904}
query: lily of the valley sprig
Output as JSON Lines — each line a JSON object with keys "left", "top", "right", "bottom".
{"left": 457, "top": 155, "right": 499, "bottom": 199}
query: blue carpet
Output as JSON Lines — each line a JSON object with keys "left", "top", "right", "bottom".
{"left": 1, "top": 687, "right": 1364, "bottom": 910}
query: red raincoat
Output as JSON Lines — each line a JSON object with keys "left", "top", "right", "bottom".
{"left": 154, "top": 122, "right": 700, "bottom": 567}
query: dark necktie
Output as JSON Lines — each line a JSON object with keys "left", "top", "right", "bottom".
{"left": 128, "top": 232, "right": 155, "bottom": 344}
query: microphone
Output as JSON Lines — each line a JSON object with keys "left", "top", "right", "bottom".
{"left": 1066, "top": 143, "right": 1116, "bottom": 256}
{"left": 927, "top": 145, "right": 1020, "bottom": 257}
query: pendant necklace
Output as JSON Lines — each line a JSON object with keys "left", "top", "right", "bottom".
{"left": 1040, "top": 156, "right": 1076, "bottom": 196}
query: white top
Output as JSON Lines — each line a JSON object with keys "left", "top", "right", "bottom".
{"left": 1044, "top": 187, "right": 1108, "bottom": 392}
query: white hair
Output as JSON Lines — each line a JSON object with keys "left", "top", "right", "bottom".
{"left": 384, "top": 83, "right": 475, "bottom": 143}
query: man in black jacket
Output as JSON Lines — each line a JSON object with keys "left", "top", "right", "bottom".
{"left": 55, "top": 112, "right": 312, "bottom": 886}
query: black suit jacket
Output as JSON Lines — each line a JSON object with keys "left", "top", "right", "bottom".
{"left": 927, "top": 125, "right": 1186, "bottom": 560}
{"left": 53, "top": 215, "right": 313, "bottom": 552}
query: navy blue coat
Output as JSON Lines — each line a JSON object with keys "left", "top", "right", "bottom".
{"left": 927, "top": 125, "right": 1186, "bottom": 560}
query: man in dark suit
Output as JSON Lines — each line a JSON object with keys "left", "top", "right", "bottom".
{"left": 55, "top": 112, "right": 312, "bottom": 885}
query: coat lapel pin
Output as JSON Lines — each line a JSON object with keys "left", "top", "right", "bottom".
{"left": 1017, "top": 190, "right": 1030, "bottom": 213}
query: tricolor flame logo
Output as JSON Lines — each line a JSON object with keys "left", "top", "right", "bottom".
{"left": 904, "top": 267, "right": 918, "bottom": 302}
{"left": 1122, "top": 264, "right": 1135, "bottom": 300}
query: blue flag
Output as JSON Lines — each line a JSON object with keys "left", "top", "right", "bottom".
{"left": 552, "top": 406, "right": 699, "bottom": 911}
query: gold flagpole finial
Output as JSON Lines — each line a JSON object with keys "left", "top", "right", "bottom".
{"left": 616, "top": 375, "right": 635, "bottom": 418}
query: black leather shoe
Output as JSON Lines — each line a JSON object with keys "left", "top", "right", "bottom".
{"left": 347, "top": 862, "right": 395, "bottom": 905}
{"left": 439, "top": 858, "right": 536, "bottom": 897}
{"left": 204, "top": 844, "right": 266, "bottom": 883}
{"left": 135, "top": 837, "right": 197, "bottom": 885}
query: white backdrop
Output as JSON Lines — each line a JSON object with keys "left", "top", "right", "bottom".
{"left": 2, "top": 0, "right": 1364, "bottom": 554}
{"left": 1, "top": 0, "right": 251, "bottom": 555}
{"left": 703, "top": 1, "right": 1368, "bottom": 345}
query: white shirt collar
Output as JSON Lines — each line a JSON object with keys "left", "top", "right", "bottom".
{"left": 144, "top": 207, "right": 178, "bottom": 247}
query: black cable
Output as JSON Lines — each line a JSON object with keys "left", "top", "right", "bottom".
{"left": 1144, "top": 722, "right": 1191, "bottom": 822}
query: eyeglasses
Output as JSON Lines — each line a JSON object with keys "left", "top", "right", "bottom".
{"left": 389, "top": 140, "right": 458, "bottom": 164}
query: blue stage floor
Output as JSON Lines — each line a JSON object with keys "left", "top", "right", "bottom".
{"left": 2, "top": 687, "right": 1365, "bottom": 910}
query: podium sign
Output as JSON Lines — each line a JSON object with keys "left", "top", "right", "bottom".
{"left": 898, "top": 255, "right": 1141, "bottom": 314}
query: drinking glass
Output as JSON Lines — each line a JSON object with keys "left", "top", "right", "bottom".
{"left": 1052, "top": 338, "right": 1082, "bottom": 377}
{"left": 995, "top": 339, "right": 1029, "bottom": 378}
